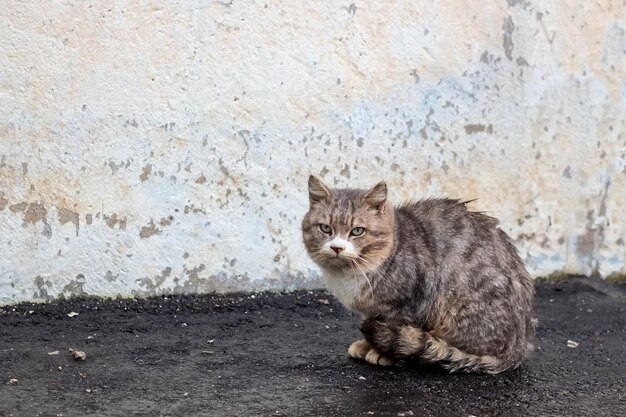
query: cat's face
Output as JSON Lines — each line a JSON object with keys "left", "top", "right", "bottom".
{"left": 302, "top": 176, "right": 395, "bottom": 272}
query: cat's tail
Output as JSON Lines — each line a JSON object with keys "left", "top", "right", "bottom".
{"left": 360, "top": 319, "right": 526, "bottom": 374}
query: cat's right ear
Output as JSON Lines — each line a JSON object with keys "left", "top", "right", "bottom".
{"left": 364, "top": 181, "right": 387, "bottom": 212}
{"left": 308, "top": 175, "right": 331, "bottom": 207}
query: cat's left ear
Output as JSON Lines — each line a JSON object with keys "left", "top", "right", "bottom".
{"left": 364, "top": 181, "right": 387, "bottom": 212}
{"left": 308, "top": 175, "right": 331, "bottom": 207}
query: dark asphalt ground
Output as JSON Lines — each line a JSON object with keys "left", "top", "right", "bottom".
{"left": 0, "top": 278, "right": 625, "bottom": 417}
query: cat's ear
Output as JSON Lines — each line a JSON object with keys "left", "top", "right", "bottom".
{"left": 364, "top": 181, "right": 387, "bottom": 212}
{"left": 308, "top": 175, "right": 331, "bottom": 206}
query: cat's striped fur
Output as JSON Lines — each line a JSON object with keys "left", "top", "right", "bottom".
{"left": 302, "top": 176, "right": 535, "bottom": 374}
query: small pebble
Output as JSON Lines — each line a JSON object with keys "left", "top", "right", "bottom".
{"left": 70, "top": 349, "right": 87, "bottom": 361}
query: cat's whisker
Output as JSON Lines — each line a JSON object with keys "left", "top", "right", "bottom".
{"left": 311, "top": 252, "right": 324, "bottom": 261}
{"left": 357, "top": 256, "right": 394, "bottom": 294}
{"left": 310, "top": 250, "right": 329, "bottom": 264}
{"left": 349, "top": 258, "right": 374, "bottom": 296}
{"left": 355, "top": 254, "right": 388, "bottom": 284}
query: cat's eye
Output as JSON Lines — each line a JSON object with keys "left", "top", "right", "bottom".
{"left": 319, "top": 224, "right": 332, "bottom": 234}
{"left": 350, "top": 227, "right": 365, "bottom": 236}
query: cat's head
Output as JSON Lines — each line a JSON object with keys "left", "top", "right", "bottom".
{"left": 302, "top": 175, "right": 395, "bottom": 271}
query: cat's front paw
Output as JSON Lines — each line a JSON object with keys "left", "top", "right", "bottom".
{"left": 348, "top": 339, "right": 394, "bottom": 366}
{"left": 364, "top": 348, "right": 394, "bottom": 366}
{"left": 348, "top": 339, "right": 372, "bottom": 359}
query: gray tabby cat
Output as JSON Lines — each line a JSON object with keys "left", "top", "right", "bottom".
{"left": 302, "top": 176, "right": 535, "bottom": 374}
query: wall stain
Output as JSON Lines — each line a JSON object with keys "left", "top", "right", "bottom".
{"left": 160, "top": 216, "right": 174, "bottom": 227}
{"left": 218, "top": 159, "right": 238, "bottom": 185}
{"left": 104, "top": 270, "right": 118, "bottom": 282}
{"left": 183, "top": 204, "right": 207, "bottom": 215}
{"left": 536, "top": 12, "right": 556, "bottom": 44}
{"left": 339, "top": 163, "right": 351, "bottom": 179}
{"left": 139, "top": 163, "right": 152, "bottom": 182}
{"left": 134, "top": 267, "right": 174, "bottom": 295}
{"left": 61, "top": 274, "right": 87, "bottom": 298}
{"left": 57, "top": 206, "right": 80, "bottom": 236}
{"left": 33, "top": 276, "right": 52, "bottom": 300}
{"left": 10, "top": 202, "right": 49, "bottom": 230}
{"left": 0, "top": 192, "right": 7, "bottom": 210}
{"left": 481, "top": 51, "right": 494, "bottom": 64}
{"left": 139, "top": 219, "right": 160, "bottom": 239}
{"left": 140, "top": 267, "right": 325, "bottom": 296}
{"left": 464, "top": 124, "right": 494, "bottom": 135}
{"left": 137, "top": 267, "right": 172, "bottom": 293}
{"left": 507, "top": 0, "right": 530, "bottom": 9}
{"left": 104, "top": 213, "right": 127, "bottom": 230}
{"left": 503, "top": 16, "right": 515, "bottom": 60}
{"left": 9, "top": 202, "right": 27, "bottom": 213}
{"left": 24, "top": 203, "right": 47, "bottom": 226}
{"left": 576, "top": 179, "right": 611, "bottom": 277}
{"left": 108, "top": 160, "right": 130, "bottom": 174}
{"left": 185, "top": 264, "right": 206, "bottom": 281}
{"left": 195, "top": 175, "right": 207, "bottom": 184}
{"left": 419, "top": 108, "right": 441, "bottom": 140}
{"left": 562, "top": 165, "right": 572, "bottom": 179}
{"left": 161, "top": 122, "right": 176, "bottom": 132}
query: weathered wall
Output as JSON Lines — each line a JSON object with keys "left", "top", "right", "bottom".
{"left": 0, "top": 1, "right": 624, "bottom": 305}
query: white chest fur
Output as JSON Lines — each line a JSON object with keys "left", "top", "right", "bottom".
{"left": 321, "top": 267, "right": 366, "bottom": 311}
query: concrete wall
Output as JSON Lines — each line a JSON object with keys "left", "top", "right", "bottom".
{"left": 0, "top": 1, "right": 624, "bottom": 305}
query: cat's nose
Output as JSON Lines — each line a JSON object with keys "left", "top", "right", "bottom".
{"left": 331, "top": 246, "right": 344, "bottom": 254}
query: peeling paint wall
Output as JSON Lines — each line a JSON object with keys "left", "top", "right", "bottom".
{"left": 0, "top": 1, "right": 624, "bottom": 305}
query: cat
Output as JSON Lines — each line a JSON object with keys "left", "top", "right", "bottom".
{"left": 302, "top": 175, "right": 536, "bottom": 374}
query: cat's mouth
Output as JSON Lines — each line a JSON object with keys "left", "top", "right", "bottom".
{"left": 319, "top": 252, "right": 357, "bottom": 267}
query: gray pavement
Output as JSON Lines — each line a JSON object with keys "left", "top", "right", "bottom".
{"left": 1, "top": 278, "right": 624, "bottom": 416}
